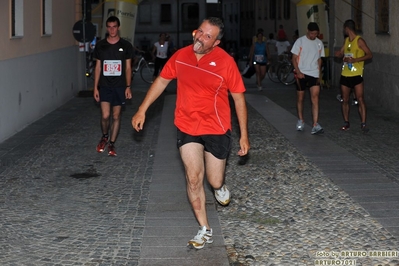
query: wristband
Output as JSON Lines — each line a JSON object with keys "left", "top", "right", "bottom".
{"left": 126, "top": 85, "right": 131, "bottom": 88}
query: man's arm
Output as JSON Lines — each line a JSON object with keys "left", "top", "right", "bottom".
{"left": 292, "top": 53, "right": 304, "bottom": 79}
{"left": 334, "top": 39, "right": 346, "bottom": 58}
{"left": 355, "top": 38, "right": 373, "bottom": 62}
{"left": 230, "top": 92, "right": 250, "bottom": 156}
{"left": 125, "top": 58, "right": 132, "bottom": 99}
{"left": 93, "top": 59, "right": 101, "bottom": 102}
{"left": 318, "top": 57, "right": 323, "bottom": 80}
{"left": 132, "top": 76, "right": 172, "bottom": 131}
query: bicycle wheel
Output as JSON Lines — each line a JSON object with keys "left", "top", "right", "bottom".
{"left": 277, "top": 63, "right": 296, "bottom": 85}
{"left": 267, "top": 62, "right": 280, "bottom": 83}
{"left": 140, "top": 62, "right": 154, "bottom": 84}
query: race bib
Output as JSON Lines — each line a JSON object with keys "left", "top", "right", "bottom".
{"left": 158, "top": 51, "right": 167, "bottom": 57}
{"left": 103, "top": 60, "right": 122, "bottom": 76}
{"left": 254, "top": 54, "right": 264, "bottom": 62}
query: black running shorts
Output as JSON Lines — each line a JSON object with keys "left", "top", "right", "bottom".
{"left": 176, "top": 129, "right": 232, "bottom": 160}
{"left": 296, "top": 74, "right": 320, "bottom": 91}
{"left": 340, "top": 75, "right": 363, "bottom": 89}
{"left": 99, "top": 86, "right": 126, "bottom": 106}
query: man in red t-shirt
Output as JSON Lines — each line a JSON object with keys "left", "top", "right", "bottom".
{"left": 132, "top": 17, "right": 250, "bottom": 249}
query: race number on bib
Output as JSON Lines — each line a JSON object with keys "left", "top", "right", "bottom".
{"left": 254, "top": 55, "right": 264, "bottom": 62}
{"left": 103, "top": 60, "right": 122, "bottom": 76}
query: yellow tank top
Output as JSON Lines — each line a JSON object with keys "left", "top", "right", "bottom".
{"left": 341, "top": 36, "right": 365, "bottom": 77}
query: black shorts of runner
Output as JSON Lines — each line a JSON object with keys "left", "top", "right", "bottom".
{"left": 254, "top": 62, "right": 267, "bottom": 66}
{"left": 176, "top": 128, "right": 232, "bottom": 160}
{"left": 340, "top": 75, "right": 363, "bottom": 88}
{"left": 296, "top": 74, "right": 320, "bottom": 91}
{"left": 99, "top": 86, "right": 126, "bottom": 106}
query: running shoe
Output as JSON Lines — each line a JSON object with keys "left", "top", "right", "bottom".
{"left": 341, "top": 121, "right": 350, "bottom": 131}
{"left": 214, "top": 184, "right": 230, "bottom": 206}
{"left": 96, "top": 137, "right": 108, "bottom": 153}
{"left": 187, "top": 226, "right": 213, "bottom": 249}
{"left": 311, "top": 123, "right": 324, "bottom": 135}
{"left": 257, "top": 86, "right": 263, "bottom": 91}
{"left": 336, "top": 94, "right": 343, "bottom": 103}
{"left": 108, "top": 144, "right": 117, "bottom": 156}
{"left": 296, "top": 120, "right": 305, "bottom": 131}
{"left": 361, "top": 123, "right": 369, "bottom": 133}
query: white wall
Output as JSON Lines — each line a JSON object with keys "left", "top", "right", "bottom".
{"left": 0, "top": 47, "right": 85, "bottom": 143}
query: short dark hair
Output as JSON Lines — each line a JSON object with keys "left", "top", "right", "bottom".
{"left": 106, "top": 16, "right": 120, "bottom": 27}
{"left": 307, "top": 22, "right": 319, "bottom": 32}
{"left": 204, "top": 17, "right": 224, "bottom": 40}
{"left": 343, "top": 19, "right": 356, "bottom": 32}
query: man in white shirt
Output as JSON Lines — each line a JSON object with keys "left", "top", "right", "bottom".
{"left": 291, "top": 22, "right": 325, "bottom": 135}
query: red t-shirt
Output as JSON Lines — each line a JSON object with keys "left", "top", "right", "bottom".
{"left": 160, "top": 45, "right": 246, "bottom": 136}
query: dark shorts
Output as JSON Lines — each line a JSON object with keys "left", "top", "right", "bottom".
{"left": 176, "top": 129, "right": 232, "bottom": 160}
{"left": 340, "top": 75, "right": 363, "bottom": 88}
{"left": 99, "top": 86, "right": 126, "bottom": 106}
{"left": 296, "top": 74, "right": 320, "bottom": 91}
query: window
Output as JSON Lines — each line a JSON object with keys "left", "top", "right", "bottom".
{"left": 11, "top": 0, "right": 24, "bottom": 37}
{"left": 181, "top": 3, "right": 199, "bottom": 31}
{"left": 160, "top": 4, "right": 171, "bottom": 23}
{"left": 42, "top": 0, "right": 52, "bottom": 35}
{"left": 283, "top": 0, "right": 291, "bottom": 20}
{"left": 375, "top": 0, "right": 389, "bottom": 34}
{"left": 257, "top": 0, "right": 262, "bottom": 20}
{"left": 277, "top": 0, "right": 282, "bottom": 19}
{"left": 269, "top": 0, "right": 276, "bottom": 20}
{"left": 138, "top": 4, "right": 151, "bottom": 24}
{"left": 351, "top": 0, "right": 362, "bottom": 32}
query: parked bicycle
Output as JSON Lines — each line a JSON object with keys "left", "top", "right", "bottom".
{"left": 132, "top": 53, "right": 154, "bottom": 84}
{"left": 267, "top": 53, "right": 292, "bottom": 84}
{"left": 276, "top": 56, "right": 296, "bottom": 85}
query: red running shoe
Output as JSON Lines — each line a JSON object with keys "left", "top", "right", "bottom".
{"left": 108, "top": 144, "right": 117, "bottom": 156}
{"left": 96, "top": 137, "right": 108, "bottom": 153}
{"left": 341, "top": 121, "right": 350, "bottom": 131}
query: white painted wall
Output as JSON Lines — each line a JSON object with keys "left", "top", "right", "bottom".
{"left": 0, "top": 47, "right": 84, "bottom": 143}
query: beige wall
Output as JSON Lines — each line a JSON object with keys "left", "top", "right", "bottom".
{"left": 0, "top": 0, "right": 80, "bottom": 61}
{"left": 334, "top": 0, "right": 399, "bottom": 55}
{"left": 0, "top": 0, "right": 85, "bottom": 143}
{"left": 333, "top": 0, "right": 399, "bottom": 112}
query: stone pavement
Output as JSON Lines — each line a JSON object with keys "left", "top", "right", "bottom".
{"left": 0, "top": 73, "right": 398, "bottom": 265}
{"left": 246, "top": 76, "right": 399, "bottom": 237}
